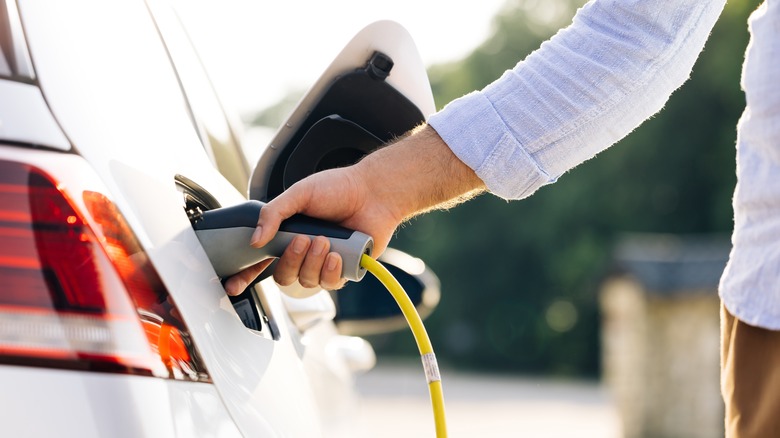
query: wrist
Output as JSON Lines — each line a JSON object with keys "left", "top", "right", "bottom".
{"left": 356, "top": 124, "right": 485, "bottom": 222}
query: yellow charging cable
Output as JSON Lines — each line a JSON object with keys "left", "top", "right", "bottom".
{"left": 360, "top": 253, "right": 447, "bottom": 437}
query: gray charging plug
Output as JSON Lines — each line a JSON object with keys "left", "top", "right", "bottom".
{"left": 192, "top": 200, "right": 373, "bottom": 281}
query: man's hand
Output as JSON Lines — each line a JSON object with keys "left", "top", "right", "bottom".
{"left": 223, "top": 125, "right": 485, "bottom": 295}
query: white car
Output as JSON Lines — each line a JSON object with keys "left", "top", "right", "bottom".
{"left": 0, "top": 0, "right": 439, "bottom": 436}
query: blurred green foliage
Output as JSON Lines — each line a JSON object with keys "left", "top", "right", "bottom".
{"left": 367, "top": 0, "right": 760, "bottom": 377}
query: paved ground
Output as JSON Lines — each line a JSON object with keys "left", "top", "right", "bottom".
{"left": 352, "top": 362, "right": 622, "bottom": 437}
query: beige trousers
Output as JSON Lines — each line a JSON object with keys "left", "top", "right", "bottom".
{"left": 721, "top": 304, "right": 780, "bottom": 437}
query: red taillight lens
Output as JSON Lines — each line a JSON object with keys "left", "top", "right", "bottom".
{"left": 0, "top": 159, "right": 209, "bottom": 381}
{"left": 1, "top": 165, "right": 107, "bottom": 311}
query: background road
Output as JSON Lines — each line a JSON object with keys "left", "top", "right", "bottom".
{"left": 353, "top": 362, "right": 621, "bottom": 437}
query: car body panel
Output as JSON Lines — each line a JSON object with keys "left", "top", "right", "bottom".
{"left": 0, "top": 365, "right": 176, "bottom": 437}
{"left": 0, "top": 80, "right": 69, "bottom": 149}
{"left": 0, "top": 365, "right": 240, "bottom": 438}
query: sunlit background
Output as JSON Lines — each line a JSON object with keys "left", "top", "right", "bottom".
{"left": 174, "top": 1, "right": 760, "bottom": 437}
{"left": 174, "top": 0, "right": 505, "bottom": 114}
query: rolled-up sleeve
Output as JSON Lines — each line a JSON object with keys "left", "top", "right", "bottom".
{"left": 428, "top": 0, "right": 726, "bottom": 200}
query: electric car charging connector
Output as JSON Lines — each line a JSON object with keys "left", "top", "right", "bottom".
{"left": 192, "top": 200, "right": 373, "bottom": 281}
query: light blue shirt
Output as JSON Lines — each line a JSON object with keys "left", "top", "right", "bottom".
{"left": 428, "top": 0, "right": 780, "bottom": 329}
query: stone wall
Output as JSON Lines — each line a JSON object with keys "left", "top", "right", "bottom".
{"left": 599, "top": 234, "right": 729, "bottom": 438}
{"left": 601, "top": 278, "right": 723, "bottom": 438}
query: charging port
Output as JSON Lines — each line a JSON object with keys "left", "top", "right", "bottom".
{"left": 175, "top": 176, "right": 276, "bottom": 338}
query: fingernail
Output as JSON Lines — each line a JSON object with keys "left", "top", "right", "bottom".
{"left": 326, "top": 254, "right": 338, "bottom": 271}
{"left": 312, "top": 238, "right": 327, "bottom": 256}
{"left": 227, "top": 280, "right": 243, "bottom": 296}
{"left": 250, "top": 226, "right": 263, "bottom": 246}
{"left": 292, "top": 236, "right": 307, "bottom": 254}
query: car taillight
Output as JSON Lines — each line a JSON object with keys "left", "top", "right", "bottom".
{"left": 0, "top": 159, "right": 209, "bottom": 382}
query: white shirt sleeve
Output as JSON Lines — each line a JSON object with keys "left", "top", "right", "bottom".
{"left": 428, "top": 0, "right": 726, "bottom": 200}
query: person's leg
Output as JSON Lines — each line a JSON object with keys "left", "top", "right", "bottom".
{"left": 721, "top": 303, "right": 780, "bottom": 437}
